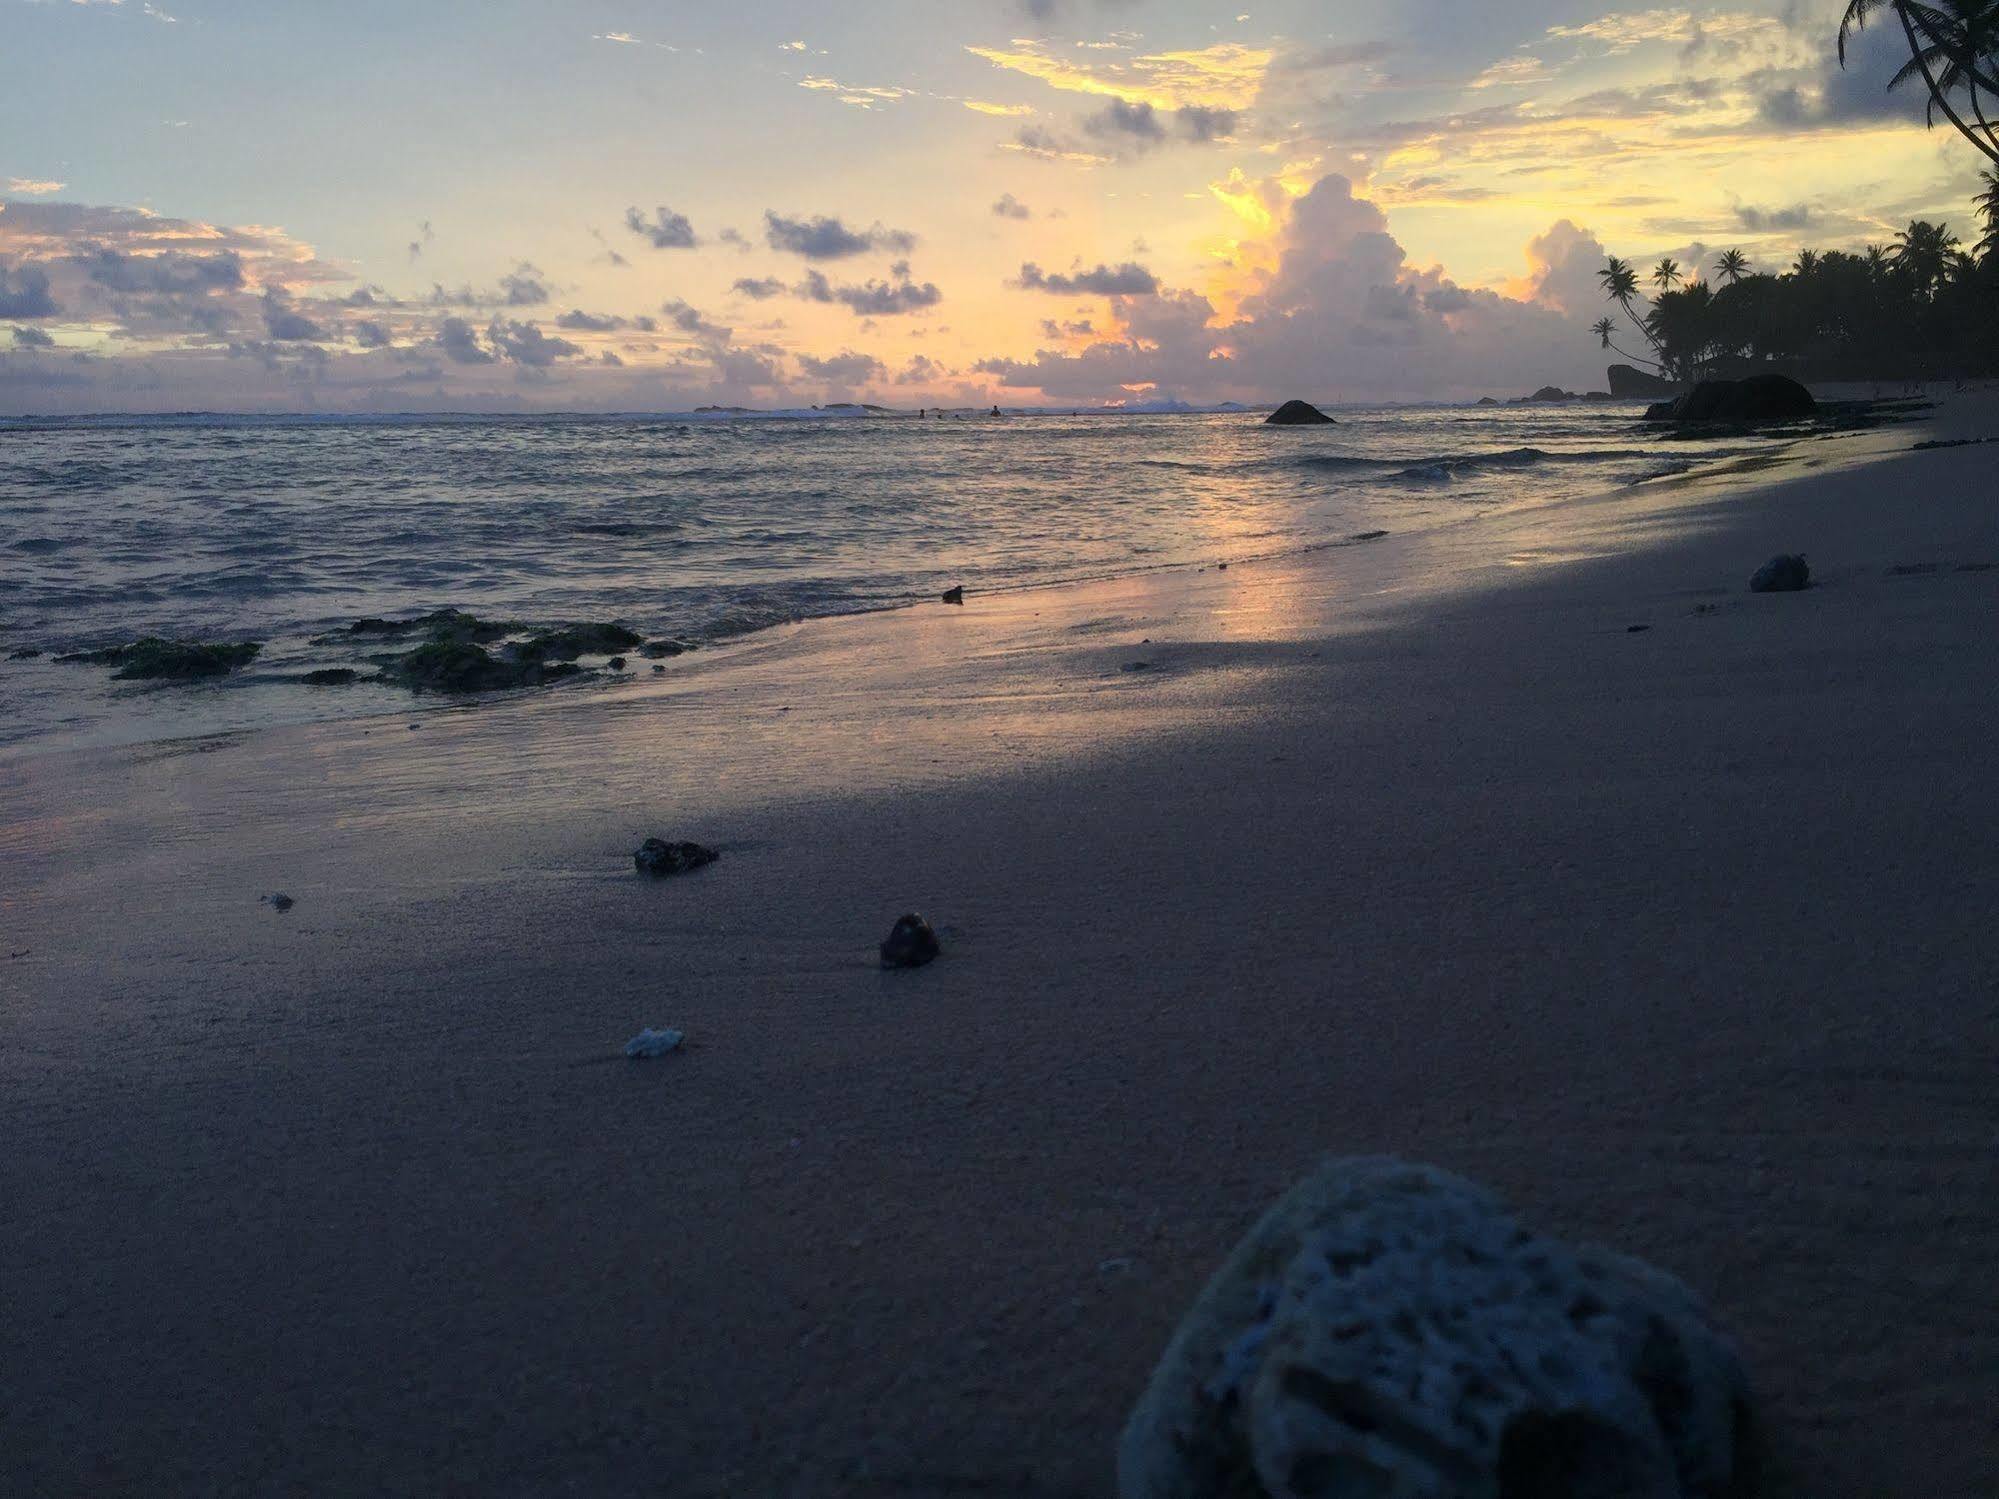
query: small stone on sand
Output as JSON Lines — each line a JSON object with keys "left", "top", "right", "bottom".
{"left": 624, "top": 1028, "right": 685, "bottom": 1059}
{"left": 635, "top": 839, "right": 720, "bottom": 878}
{"left": 880, "top": 913, "right": 941, "bottom": 969}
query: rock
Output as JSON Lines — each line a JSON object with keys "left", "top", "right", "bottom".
{"left": 1607, "top": 364, "right": 1680, "bottom": 398}
{"left": 342, "top": 609, "right": 511, "bottom": 644}
{"left": 1474, "top": 396, "right": 1500, "bottom": 407}
{"left": 1749, "top": 555, "right": 1810, "bottom": 593}
{"left": 55, "top": 638, "right": 262, "bottom": 680}
{"left": 8, "top": 648, "right": 42, "bottom": 661}
{"left": 1646, "top": 376, "right": 1817, "bottom": 424}
{"left": 1265, "top": 400, "right": 1335, "bottom": 427}
{"left": 640, "top": 638, "right": 692, "bottom": 659}
{"left": 266, "top": 893, "right": 295, "bottom": 912}
{"left": 298, "top": 668, "right": 359, "bottom": 686}
{"left": 607, "top": 656, "right": 627, "bottom": 670}
{"left": 634, "top": 839, "right": 720, "bottom": 878}
{"left": 624, "top": 1028, "right": 685, "bottom": 1059}
{"left": 1122, "top": 661, "right": 1153, "bottom": 673}
{"left": 942, "top": 586, "right": 966, "bottom": 605}
{"left": 509, "top": 622, "right": 643, "bottom": 664}
{"left": 1119, "top": 1157, "right": 1749, "bottom": 1499}
{"left": 880, "top": 913, "right": 940, "bottom": 969}
{"left": 652, "top": 665, "right": 666, "bottom": 674}
{"left": 386, "top": 639, "right": 580, "bottom": 693}
{"left": 1526, "top": 385, "right": 1579, "bottom": 402}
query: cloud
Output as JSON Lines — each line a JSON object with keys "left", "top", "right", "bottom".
{"left": 6, "top": 178, "right": 66, "bottom": 196}
{"left": 796, "top": 350, "right": 886, "bottom": 385}
{"left": 1016, "top": 261, "right": 1159, "bottom": 295}
{"left": 1082, "top": 98, "right": 1239, "bottom": 150}
{"left": 1503, "top": 218, "right": 1609, "bottom": 316}
{"left": 75, "top": 247, "right": 245, "bottom": 294}
{"left": 1736, "top": 202, "right": 1814, "bottom": 232}
{"left": 0, "top": 264, "right": 60, "bottom": 319}
{"left": 486, "top": 319, "right": 582, "bottom": 367}
{"left": 763, "top": 211, "right": 917, "bottom": 260}
{"left": 992, "top": 193, "right": 1033, "bottom": 220}
{"left": 435, "top": 316, "right": 493, "bottom": 364}
{"left": 731, "top": 276, "right": 787, "bottom": 300}
{"left": 353, "top": 320, "right": 391, "bottom": 349}
{"left": 261, "top": 288, "right": 324, "bottom": 341}
{"left": 792, "top": 267, "right": 943, "bottom": 316}
{"left": 12, "top": 324, "right": 55, "bottom": 348}
{"left": 556, "top": 309, "right": 625, "bottom": 331}
{"left": 965, "top": 40, "right": 1271, "bottom": 112}
{"left": 1001, "top": 126, "right": 1112, "bottom": 164}
{"left": 624, "top": 205, "right": 698, "bottom": 249}
{"left": 499, "top": 263, "right": 549, "bottom": 306}
{"left": 660, "top": 298, "right": 730, "bottom": 343}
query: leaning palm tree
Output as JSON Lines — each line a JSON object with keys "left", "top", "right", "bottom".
{"left": 1651, "top": 257, "right": 1682, "bottom": 293}
{"left": 1597, "top": 255, "right": 1663, "bottom": 356}
{"left": 1589, "top": 313, "right": 1657, "bottom": 368}
{"left": 1840, "top": 0, "right": 1999, "bottom": 164}
{"left": 1714, "top": 248, "right": 1751, "bottom": 283}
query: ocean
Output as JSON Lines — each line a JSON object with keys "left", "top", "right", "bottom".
{"left": 0, "top": 403, "right": 1790, "bottom": 755}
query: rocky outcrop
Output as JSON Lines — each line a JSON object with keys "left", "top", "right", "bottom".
{"left": 1644, "top": 375, "right": 1817, "bottom": 424}
{"left": 1265, "top": 401, "right": 1336, "bottom": 426}
{"left": 1750, "top": 555, "right": 1811, "bottom": 593}
{"left": 385, "top": 640, "right": 580, "bottom": 693}
{"left": 1607, "top": 364, "right": 1679, "bottom": 398}
{"left": 634, "top": 840, "right": 720, "bottom": 877}
{"left": 1120, "top": 1157, "right": 1750, "bottom": 1499}
{"left": 880, "top": 913, "right": 941, "bottom": 969}
{"left": 56, "top": 638, "right": 262, "bottom": 680}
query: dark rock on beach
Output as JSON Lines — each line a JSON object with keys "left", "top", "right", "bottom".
{"left": 641, "top": 639, "right": 692, "bottom": 659}
{"left": 880, "top": 913, "right": 940, "bottom": 969}
{"left": 8, "top": 648, "right": 42, "bottom": 660}
{"left": 634, "top": 839, "right": 720, "bottom": 878}
{"left": 56, "top": 637, "right": 262, "bottom": 681}
{"left": 266, "top": 893, "right": 295, "bottom": 913}
{"left": 1264, "top": 400, "right": 1335, "bottom": 426}
{"left": 298, "top": 668, "right": 360, "bottom": 686}
{"left": 606, "top": 656, "right": 627, "bottom": 671}
{"left": 1646, "top": 374, "right": 1817, "bottom": 424}
{"left": 509, "top": 622, "right": 643, "bottom": 664}
{"left": 386, "top": 640, "right": 580, "bottom": 694}
{"left": 1607, "top": 362, "right": 1679, "bottom": 398}
{"left": 343, "top": 609, "right": 512, "bottom": 645}
{"left": 1119, "top": 1157, "right": 1750, "bottom": 1499}
{"left": 1750, "top": 554, "right": 1811, "bottom": 593}
{"left": 942, "top": 586, "right": 965, "bottom": 605}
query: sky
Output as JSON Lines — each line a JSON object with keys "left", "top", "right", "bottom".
{"left": 0, "top": 0, "right": 1985, "bottom": 413}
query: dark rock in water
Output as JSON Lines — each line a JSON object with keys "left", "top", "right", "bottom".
{"left": 607, "top": 656, "right": 627, "bottom": 670}
{"left": 1607, "top": 363, "right": 1679, "bottom": 398}
{"left": 1526, "top": 385, "right": 1579, "bottom": 402}
{"left": 1264, "top": 400, "right": 1335, "bottom": 426}
{"left": 880, "top": 913, "right": 941, "bottom": 969}
{"left": 298, "top": 668, "right": 360, "bottom": 687}
{"left": 267, "top": 893, "right": 295, "bottom": 912}
{"left": 344, "top": 609, "right": 511, "bottom": 644}
{"left": 56, "top": 637, "right": 262, "bottom": 680}
{"left": 1474, "top": 396, "right": 1500, "bottom": 407}
{"left": 386, "top": 640, "right": 580, "bottom": 693}
{"left": 1349, "top": 530, "right": 1389, "bottom": 542}
{"left": 8, "top": 648, "right": 42, "bottom": 660}
{"left": 1647, "top": 375, "right": 1817, "bottom": 424}
{"left": 1627, "top": 624, "right": 1652, "bottom": 634}
{"left": 1750, "top": 554, "right": 1811, "bottom": 593}
{"left": 510, "top": 622, "right": 644, "bottom": 664}
{"left": 641, "top": 638, "right": 692, "bottom": 659}
{"left": 634, "top": 839, "right": 720, "bottom": 878}
{"left": 1119, "top": 1157, "right": 1750, "bottom": 1499}
{"left": 1122, "top": 661, "right": 1153, "bottom": 673}
{"left": 652, "top": 665, "right": 666, "bottom": 674}
{"left": 942, "top": 586, "right": 966, "bottom": 605}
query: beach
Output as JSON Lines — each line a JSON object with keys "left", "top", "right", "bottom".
{"left": 3, "top": 398, "right": 1996, "bottom": 1496}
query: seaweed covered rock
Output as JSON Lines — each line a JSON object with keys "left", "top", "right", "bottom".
{"left": 1750, "top": 554, "right": 1811, "bottom": 593}
{"left": 341, "top": 609, "right": 511, "bottom": 644}
{"left": 1120, "top": 1158, "right": 1749, "bottom": 1499}
{"left": 386, "top": 640, "right": 579, "bottom": 693}
{"left": 634, "top": 839, "right": 720, "bottom": 877}
{"left": 510, "top": 622, "right": 644, "bottom": 664}
{"left": 641, "top": 638, "right": 693, "bottom": 659}
{"left": 56, "top": 637, "right": 262, "bottom": 680}
{"left": 1265, "top": 400, "right": 1336, "bottom": 427}
{"left": 879, "top": 913, "right": 941, "bottom": 969}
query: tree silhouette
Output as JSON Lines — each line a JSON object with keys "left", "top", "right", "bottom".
{"left": 1651, "top": 258, "right": 1682, "bottom": 293}
{"left": 1840, "top": 1, "right": 1999, "bottom": 164}
{"left": 1715, "top": 248, "right": 1751, "bottom": 283}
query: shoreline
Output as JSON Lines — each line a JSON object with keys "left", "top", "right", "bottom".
{"left": 4, "top": 396, "right": 1997, "bottom": 1495}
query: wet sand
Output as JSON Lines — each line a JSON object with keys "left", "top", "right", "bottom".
{"left": 3, "top": 401, "right": 1996, "bottom": 1496}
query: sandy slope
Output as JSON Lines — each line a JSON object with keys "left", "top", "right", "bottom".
{"left": 2, "top": 404, "right": 1996, "bottom": 1497}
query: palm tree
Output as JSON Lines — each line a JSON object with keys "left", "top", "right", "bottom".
{"left": 1651, "top": 257, "right": 1682, "bottom": 293}
{"left": 1977, "top": 168, "right": 1999, "bottom": 260}
{"left": 1793, "top": 248, "right": 1822, "bottom": 278}
{"left": 1589, "top": 313, "right": 1656, "bottom": 367}
{"left": 1597, "top": 255, "right": 1664, "bottom": 358}
{"left": 1839, "top": 0, "right": 1999, "bottom": 164}
{"left": 1864, "top": 243, "right": 1894, "bottom": 280}
{"left": 1892, "top": 217, "right": 1963, "bottom": 294}
{"left": 1715, "top": 248, "right": 1751, "bottom": 283}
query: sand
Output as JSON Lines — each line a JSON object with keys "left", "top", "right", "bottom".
{"left": 2, "top": 398, "right": 1996, "bottom": 1496}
